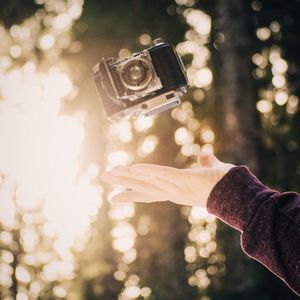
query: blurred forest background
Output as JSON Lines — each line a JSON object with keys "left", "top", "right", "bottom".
{"left": 0, "top": 0, "right": 300, "bottom": 299}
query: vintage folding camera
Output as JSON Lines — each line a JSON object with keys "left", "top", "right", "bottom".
{"left": 93, "top": 39, "right": 189, "bottom": 121}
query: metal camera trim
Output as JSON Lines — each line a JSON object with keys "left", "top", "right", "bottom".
{"left": 117, "top": 54, "right": 154, "bottom": 92}
{"left": 93, "top": 39, "right": 189, "bottom": 121}
{"left": 108, "top": 87, "right": 187, "bottom": 121}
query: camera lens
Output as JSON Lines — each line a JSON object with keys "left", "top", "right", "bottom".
{"left": 128, "top": 65, "right": 144, "bottom": 81}
{"left": 120, "top": 58, "right": 153, "bottom": 91}
{"left": 123, "top": 60, "right": 148, "bottom": 85}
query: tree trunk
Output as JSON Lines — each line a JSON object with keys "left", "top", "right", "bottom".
{"left": 210, "top": 0, "right": 261, "bottom": 297}
{"left": 213, "top": 0, "right": 260, "bottom": 173}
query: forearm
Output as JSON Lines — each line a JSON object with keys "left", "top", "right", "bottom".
{"left": 207, "top": 166, "right": 300, "bottom": 296}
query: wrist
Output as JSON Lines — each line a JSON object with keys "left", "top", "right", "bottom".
{"left": 219, "top": 163, "right": 235, "bottom": 180}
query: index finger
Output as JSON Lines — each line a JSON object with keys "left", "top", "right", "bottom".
{"left": 131, "top": 164, "right": 180, "bottom": 182}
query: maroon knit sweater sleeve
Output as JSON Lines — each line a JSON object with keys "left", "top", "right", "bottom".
{"left": 206, "top": 166, "right": 300, "bottom": 296}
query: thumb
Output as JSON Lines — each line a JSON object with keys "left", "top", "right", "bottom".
{"left": 197, "top": 151, "right": 220, "bottom": 168}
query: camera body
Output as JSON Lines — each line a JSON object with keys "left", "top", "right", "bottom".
{"left": 93, "top": 39, "right": 188, "bottom": 121}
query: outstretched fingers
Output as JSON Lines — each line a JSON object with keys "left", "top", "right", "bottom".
{"left": 131, "top": 163, "right": 180, "bottom": 183}
{"left": 110, "top": 190, "right": 165, "bottom": 204}
{"left": 102, "top": 167, "right": 176, "bottom": 198}
{"left": 102, "top": 172, "right": 159, "bottom": 195}
{"left": 104, "top": 165, "right": 178, "bottom": 192}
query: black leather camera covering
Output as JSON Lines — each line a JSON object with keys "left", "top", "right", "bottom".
{"left": 93, "top": 42, "right": 188, "bottom": 119}
{"left": 148, "top": 43, "right": 188, "bottom": 93}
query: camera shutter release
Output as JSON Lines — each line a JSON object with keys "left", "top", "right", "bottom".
{"left": 151, "top": 38, "right": 165, "bottom": 47}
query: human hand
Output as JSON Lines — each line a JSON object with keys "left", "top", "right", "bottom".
{"left": 101, "top": 151, "right": 235, "bottom": 207}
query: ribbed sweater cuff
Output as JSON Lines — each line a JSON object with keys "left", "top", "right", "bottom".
{"left": 207, "top": 166, "right": 273, "bottom": 232}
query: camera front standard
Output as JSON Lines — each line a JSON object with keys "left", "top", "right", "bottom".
{"left": 93, "top": 39, "right": 189, "bottom": 121}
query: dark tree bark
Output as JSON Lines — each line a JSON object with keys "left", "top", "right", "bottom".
{"left": 209, "top": 0, "right": 262, "bottom": 297}
{"left": 212, "top": 0, "right": 260, "bottom": 174}
{"left": 209, "top": 1, "right": 299, "bottom": 299}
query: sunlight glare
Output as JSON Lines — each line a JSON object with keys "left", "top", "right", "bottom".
{"left": 133, "top": 115, "right": 155, "bottom": 132}
{"left": 138, "top": 135, "right": 159, "bottom": 157}
{"left": 185, "top": 9, "right": 211, "bottom": 36}
{"left": 39, "top": 34, "right": 55, "bottom": 50}
{"left": 175, "top": 127, "right": 194, "bottom": 145}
